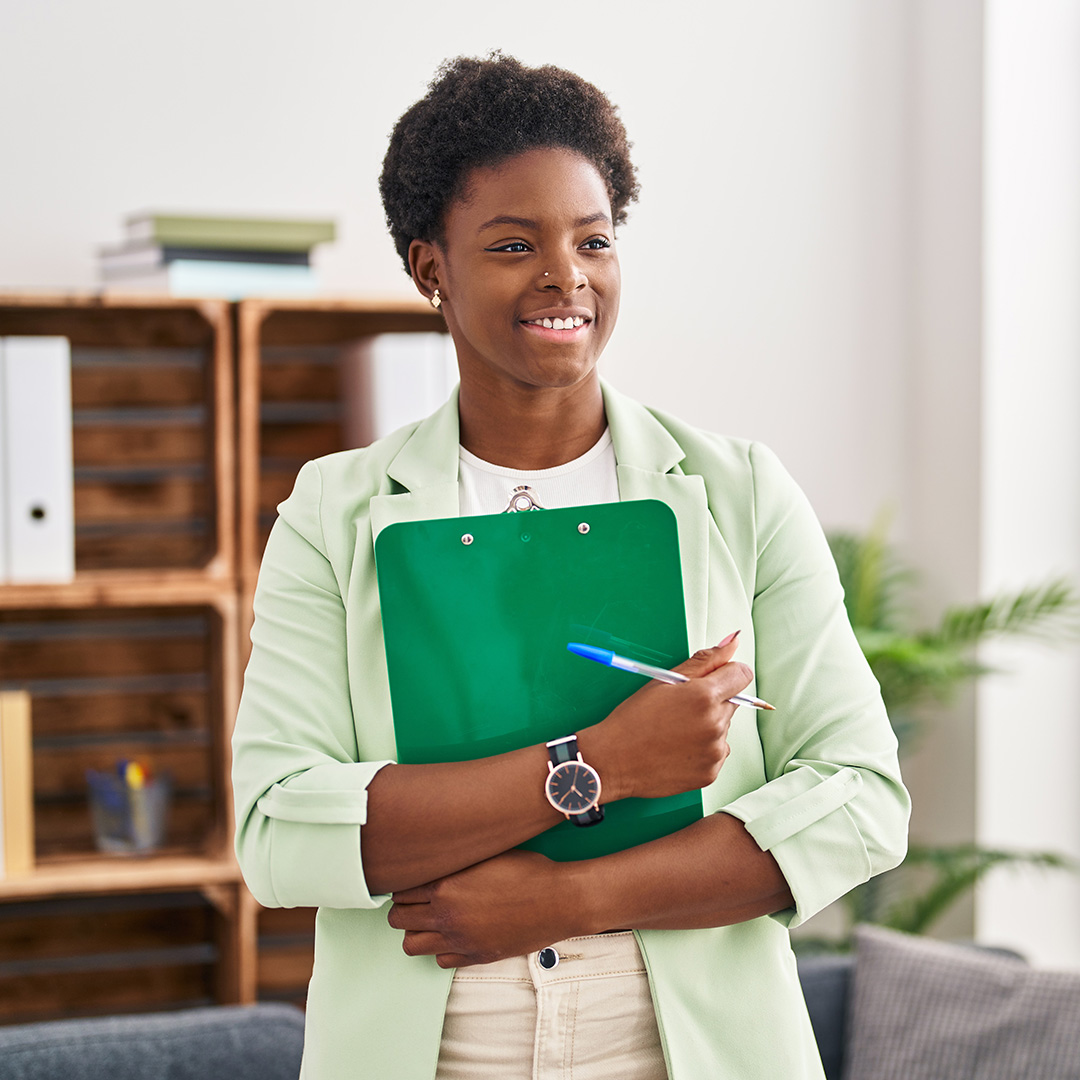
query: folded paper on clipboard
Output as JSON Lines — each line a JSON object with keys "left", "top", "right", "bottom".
{"left": 375, "top": 499, "right": 703, "bottom": 861}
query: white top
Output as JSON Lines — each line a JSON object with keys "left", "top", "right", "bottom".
{"left": 457, "top": 429, "right": 619, "bottom": 516}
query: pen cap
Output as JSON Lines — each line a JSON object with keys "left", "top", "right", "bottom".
{"left": 566, "top": 643, "right": 615, "bottom": 664}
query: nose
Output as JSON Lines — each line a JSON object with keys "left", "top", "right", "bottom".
{"left": 540, "top": 250, "right": 588, "bottom": 292}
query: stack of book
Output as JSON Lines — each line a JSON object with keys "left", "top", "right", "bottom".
{"left": 99, "top": 213, "right": 336, "bottom": 298}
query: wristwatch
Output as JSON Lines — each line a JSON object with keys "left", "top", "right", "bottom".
{"left": 544, "top": 734, "right": 604, "bottom": 826}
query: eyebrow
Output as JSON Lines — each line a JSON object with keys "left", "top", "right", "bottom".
{"left": 477, "top": 212, "right": 612, "bottom": 233}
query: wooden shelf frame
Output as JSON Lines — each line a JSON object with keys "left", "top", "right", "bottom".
{"left": 0, "top": 292, "right": 236, "bottom": 584}
{"left": 235, "top": 296, "right": 445, "bottom": 596}
{"left": 0, "top": 586, "right": 242, "bottom": 868}
{"left": 0, "top": 574, "right": 236, "bottom": 610}
{"left": 0, "top": 853, "right": 243, "bottom": 902}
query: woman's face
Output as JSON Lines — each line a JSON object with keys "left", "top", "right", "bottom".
{"left": 417, "top": 147, "right": 621, "bottom": 395}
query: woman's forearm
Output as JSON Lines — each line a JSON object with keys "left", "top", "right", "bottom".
{"left": 568, "top": 812, "right": 793, "bottom": 933}
{"left": 361, "top": 744, "right": 563, "bottom": 896}
{"left": 385, "top": 812, "right": 794, "bottom": 967}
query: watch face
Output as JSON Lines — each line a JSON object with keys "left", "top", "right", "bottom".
{"left": 545, "top": 760, "right": 601, "bottom": 815}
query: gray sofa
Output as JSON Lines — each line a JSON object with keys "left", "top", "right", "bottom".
{"left": 797, "top": 952, "right": 856, "bottom": 1080}
{"left": 0, "top": 1002, "right": 304, "bottom": 1080}
{"left": 799, "top": 926, "right": 1080, "bottom": 1080}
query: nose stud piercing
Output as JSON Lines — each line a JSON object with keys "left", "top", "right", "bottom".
{"left": 430, "top": 289, "right": 441, "bottom": 309}
{"left": 543, "top": 272, "right": 549, "bottom": 277}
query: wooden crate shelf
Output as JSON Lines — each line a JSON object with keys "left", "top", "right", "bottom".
{"left": 0, "top": 293, "right": 235, "bottom": 581}
{"left": 235, "top": 296, "right": 445, "bottom": 596}
{"left": 0, "top": 596, "right": 239, "bottom": 866}
{"left": 0, "top": 886, "right": 251, "bottom": 1025}
{"left": 256, "top": 904, "right": 315, "bottom": 1008}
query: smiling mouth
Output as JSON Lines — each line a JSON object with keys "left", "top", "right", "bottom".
{"left": 523, "top": 316, "right": 588, "bottom": 330}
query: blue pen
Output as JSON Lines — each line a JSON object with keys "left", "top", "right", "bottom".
{"left": 567, "top": 642, "right": 775, "bottom": 711}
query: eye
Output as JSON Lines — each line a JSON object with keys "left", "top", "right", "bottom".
{"left": 485, "top": 240, "right": 531, "bottom": 253}
{"left": 581, "top": 236, "right": 612, "bottom": 250}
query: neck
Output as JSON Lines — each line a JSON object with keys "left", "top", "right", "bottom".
{"left": 457, "top": 372, "right": 606, "bottom": 470}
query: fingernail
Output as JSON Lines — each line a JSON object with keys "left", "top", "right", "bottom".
{"left": 718, "top": 629, "right": 741, "bottom": 648}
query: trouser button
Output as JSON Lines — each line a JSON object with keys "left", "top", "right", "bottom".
{"left": 537, "top": 947, "right": 559, "bottom": 970}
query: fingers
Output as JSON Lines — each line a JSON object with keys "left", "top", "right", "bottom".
{"left": 674, "top": 630, "right": 741, "bottom": 678}
{"left": 392, "top": 912, "right": 503, "bottom": 967}
{"left": 397, "top": 922, "right": 480, "bottom": 966}
{"left": 390, "top": 883, "right": 432, "bottom": 905}
{"left": 700, "top": 660, "right": 755, "bottom": 701}
{"left": 387, "top": 902, "right": 425, "bottom": 932}
{"left": 404, "top": 934, "right": 518, "bottom": 969}
{"left": 674, "top": 631, "right": 756, "bottom": 702}
{"left": 436, "top": 953, "right": 472, "bottom": 969}
{"left": 399, "top": 930, "right": 447, "bottom": 957}
{"left": 389, "top": 900, "right": 459, "bottom": 957}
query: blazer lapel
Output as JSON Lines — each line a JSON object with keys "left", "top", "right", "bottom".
{"left": 602, "top": 382, "right": 711, "bottom": 652}
{"left": 366, "top": 381, "right": 712, "bottom": 651}
{"left": 369, "top": 389, "right": 462, "bottom": 542}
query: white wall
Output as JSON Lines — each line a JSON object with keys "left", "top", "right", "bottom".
{"left": 977, "top": 0, "right": 1080, "bottom": 968}
{"left": 0, "top": 0, "right": 915, "bottom": 530}
{"left": 896, "top": 0, "right": 986, "bottom": 940}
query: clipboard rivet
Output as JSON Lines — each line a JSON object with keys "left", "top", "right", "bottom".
{"left": 461, "top": 533, "right": 474, "bottom": 545}
{"left": 578, "top": 523, "right": 590, "bottom": 534}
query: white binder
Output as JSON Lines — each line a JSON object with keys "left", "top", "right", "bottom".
{"left": 339, "top": 333, "right": 457, "bottom": 446}
{"left": 1, "top": 336, "right": 75, "bottom": 583}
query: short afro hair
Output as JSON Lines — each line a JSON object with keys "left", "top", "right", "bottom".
{"left": 379, "top": 53, "right": 640, "bottom": 275}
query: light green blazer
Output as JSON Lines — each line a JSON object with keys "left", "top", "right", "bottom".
{"left": 233, "top": 380, "right": 909, "bottom": 1079}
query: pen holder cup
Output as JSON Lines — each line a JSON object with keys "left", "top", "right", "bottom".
{"left": 86, "top": 770, "right": 172, "bottom": 854}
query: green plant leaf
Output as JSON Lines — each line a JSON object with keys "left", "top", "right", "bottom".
{"left": 879, "top": 845, "right": 1077, "bottom": 936}
{"left": 826, "top": 530, "right": 1080, "bottom": 723}
{"left": 928, "top": 578, "right": 1080, "bottom": 650}
{"left": 828, "top": 517, "right": 909, "bottom": 633}
{"left": 811, "top": 520, "right": 1080, "bottom": 950}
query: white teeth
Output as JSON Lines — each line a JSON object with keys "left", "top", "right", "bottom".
{"left": 531, "top": 316, "right": 587, "bottom": 329}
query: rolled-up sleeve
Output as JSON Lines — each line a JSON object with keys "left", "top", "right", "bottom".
{"left": 232, "top": 460, "right": 393, "bottom": 910}
{"left": 721, "top": 442, "right": 910, "bottom": 928}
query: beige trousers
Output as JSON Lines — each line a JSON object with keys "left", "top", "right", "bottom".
{"left": 435, "top": 932, "right": 668, "bottom": 1080}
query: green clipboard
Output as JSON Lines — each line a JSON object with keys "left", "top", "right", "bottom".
{"left": 375, "top": 499, "right": 703, "bottom": 861}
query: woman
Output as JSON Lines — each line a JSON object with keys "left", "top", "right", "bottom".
{"left": 232, "top": 54, "right": 909, "bottom": 1080}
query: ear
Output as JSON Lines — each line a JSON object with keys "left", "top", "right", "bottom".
{"left": 409, "top": 239, "right": 442, "bottom": 304}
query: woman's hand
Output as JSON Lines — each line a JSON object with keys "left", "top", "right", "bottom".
{"left": 387, "top": 850, "right": 580, "bottom": 968}
{"left": 578, "top": 633, "right": 753, "bottom": 803}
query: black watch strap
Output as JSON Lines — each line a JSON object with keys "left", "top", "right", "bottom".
{"left": 569, "top": 805, "right": 604, "bottom": 826}
{"left": 546, "top": 735, "right": 604, "bottom": 827}
{"left": 547, "top": 734, "right": 579, "bottom": 767}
